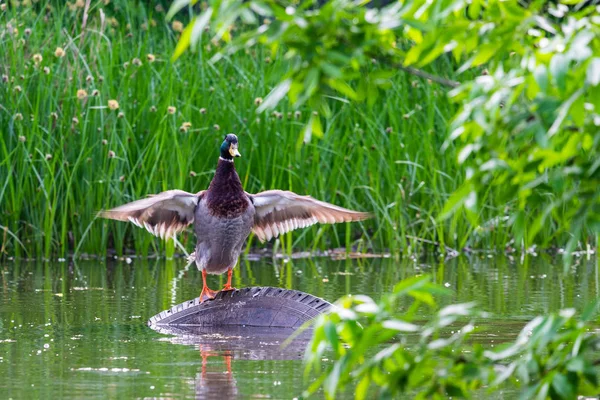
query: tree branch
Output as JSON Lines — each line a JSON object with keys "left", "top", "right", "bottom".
{"left": 396, "top": 65, "right": 461, "bottom": 88}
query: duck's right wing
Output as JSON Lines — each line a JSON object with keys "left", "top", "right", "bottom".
{"left": 98, "top": 190, "right": 204, "bottom": 240}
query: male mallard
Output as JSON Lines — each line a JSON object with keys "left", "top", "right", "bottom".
{"left": 100, "top": 134, "right": 371, "bottom": 302}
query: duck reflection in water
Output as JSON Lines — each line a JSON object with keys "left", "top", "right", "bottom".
{"left": 195, "top": 344, "right": 237, "bottom": 399}
{"left": 155, "top": 326, "right": 311, "bottom": 399}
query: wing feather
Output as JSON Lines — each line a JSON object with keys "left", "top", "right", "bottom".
{"left": 248, "top": 190, "right": 372, "bottom": 242}
{"left": 98, "top": 190, "right": 204, "bottom": 240}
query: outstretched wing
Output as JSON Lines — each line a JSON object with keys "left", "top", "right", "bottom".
{"left": 98, "top": 190, "right": 204, "bottom": 239}
{"left": 249, "top": 190, "right": 372, "bottom": 242}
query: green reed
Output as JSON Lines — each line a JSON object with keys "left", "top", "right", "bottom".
{"left": 0, "top": 1, "right": 556, "bottom": 258}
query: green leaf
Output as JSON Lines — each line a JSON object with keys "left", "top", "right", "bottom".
{"left": 325, "top": 355, "right": 346, "bottom": 398}
{"left": 440, "top": 183, "right": 472, "bottom": 220}
{"left": 468, "top": 0, "right": 481, "bottom": 20}
{"left": 311, "top": 114, "right": 323, "bottom": 138}
{"left": 327, "top": 79, "right": 358, "bottom": 100}
{"left": 472, "top": 43, "right": 497, "bottom": 66}
{"left": 321, "top": 63, "right": 343, "bottom": 79}
{"left": 586, "top": 58, "right": 600, "bottom": 86}
{"left": 534, "top": 65, "right": 549, "bottom": 92}
{"left": 549, "top": 54, "right": 569, "bottom": 92}
{"left": 249, "top": 1, "right": 273, "bottom": 16}
{"left": 566, "top": 357, "right": 586, "bottom": 373}
{"left": 324, "top": 320, "right": 340, "bottom": 355}
{"left": 257, "top": 79, "right": 291, "bottom": 112}
{"left": 171, "top": 19, "right": 195, "bottom": 62}
{"left": 404, "top": 46, "right": 422, "bottom": 66}
{"left": 548, "top": 88, "right": 584, "bottom": 137}
{"left": 381, "top": 319, "right": 420, "bottom": 332}
{"left": 356, "top": 375, "right": 370, "bottom": 400}
{"left": 166, "top": 0, "right": 192, "bottom": 21}
{"left": 190, "top": 8, "right": 213, "bottom": 49}
{"left": 551, "top": 373, "right": 575, "bottom": 399}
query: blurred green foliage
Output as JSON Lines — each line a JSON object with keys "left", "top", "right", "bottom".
{"left": 304, "top": 275, "right": 600, "bottom": 399}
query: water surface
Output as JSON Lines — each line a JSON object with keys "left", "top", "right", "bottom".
{"left": 1, "top": 255, "right": 598, "bottom": 398}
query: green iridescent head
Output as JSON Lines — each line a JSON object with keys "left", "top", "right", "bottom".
{"left": 220, "top": 134, "right": 241, "bottom": 160}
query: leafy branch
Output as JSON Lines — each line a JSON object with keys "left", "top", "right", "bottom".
{"left": 303, "top": 275, "right": 600, "bottom": 399}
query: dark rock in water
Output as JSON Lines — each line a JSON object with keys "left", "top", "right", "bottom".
{"left": 148, "top": 286, "right": 332, "bottom": 331}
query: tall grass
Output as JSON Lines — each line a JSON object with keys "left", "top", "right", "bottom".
{"left": 0, "top": 1, "right": 554, "bottom": 258}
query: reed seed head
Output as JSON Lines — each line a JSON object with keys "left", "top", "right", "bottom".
{"left": 172, "top": 21, "right": 183, "bottom": 32}
{"left": 32, "top": 53, "right": 43, "bottom": 64}
{"left": 19, "top": 135, "right": 26, "bottom": 142}
{"left": 43, "top": 67, "right": 50, "bottom": 74}
{"left": 14, "top": 113, "right": 23, "bottom": 121}
{"left": 167, "top": 106, "right": 176, "bottom": 114}
{"left": 180, "top": 121, "right": 192, "bottom": 132}
{"left": 108, "top": 100, "right": 119, "bottom": 110}
{"left": 199, "top": 108, "right": 206, "bottom": 114}
{"left": 146, "top": 54, "right": 155, "bottom": 63}
{"left": 108, "top": 150, "right": 116, "bottom": 158}
{"left": 54, "top": 47, "right": 65, "bottom": 58}
{"left": 76, "top": 89, "right": 87, "bottom": 100}
{"left": 254, "top": 97, "right": 263, "bottom": 106}
{"left": 132, "top": 58, "right": 142, "bottom": 66}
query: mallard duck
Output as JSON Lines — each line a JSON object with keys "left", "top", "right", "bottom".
{"left": 100, "top": 134, "right": 371, "bottom": 302}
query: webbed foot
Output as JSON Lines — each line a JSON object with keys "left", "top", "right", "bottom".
{"left": 199, "top": 286, "right": 218, "bottom": 303}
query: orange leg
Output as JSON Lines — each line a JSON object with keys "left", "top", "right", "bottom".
{"left": 222, "top": 268, "right": 236, "bottom": 291}
{"left": 199, "top": 270, "right": 217, "bottom": 303}
{"left": 224, "top": 354, "right": 232, "bottom": 377}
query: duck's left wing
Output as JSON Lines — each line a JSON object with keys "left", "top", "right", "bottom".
{"left": 248, "top": 190, "right": 372, "bottom": 242}
{"left": 98, "top": 190, "right": 204, "bottom": 239}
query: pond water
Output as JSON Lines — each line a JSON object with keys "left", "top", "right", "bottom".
{"left": 0, "top": 255, "right": 598, "bottom": 399}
